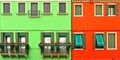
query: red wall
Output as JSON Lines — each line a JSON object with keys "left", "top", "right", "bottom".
{"left": 72, "top": 2, "right": 120, "bottom": 60}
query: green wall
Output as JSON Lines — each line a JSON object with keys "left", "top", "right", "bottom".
{"left": 0, "top": 1, "right": 71, "bottom": 60}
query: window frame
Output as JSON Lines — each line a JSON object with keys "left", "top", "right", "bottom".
{"left": 94, "top": 32, "right": 105, "bottom": 50}
{"left": 41, "top": 32, "right": 54, "bottom": 43}
{"left": 74, "top": 4, "right": 83, "bottom": 17}
{"left": 16, "top": 32, "right": 28, "bottom": 43}
{"left": 94, "top": 3, "right": 104, "bottom": 16}
{"left": 56, "top": 32, "right": 69, "bottom": 43}
{"left": 2, "top": 2, "right": 11, "bottom": 15}
{"left": 58, "top": 2, "right": 68, "bottom": 15}
{"left": 107, "top": 32, "right": 117, "bottom": 50}
{"left": 17, "top": 2, "right": 26, "bottom": 15}
{"left": 73, "top": 32, "right": 85, "bottom": 50}
{"left": 106, "top": 3, "right": 117, "bottom": 16}
{"left": 42, "top": 2, "right": 52, "bottom": 14}
{"left": 1, "top": 32, "right": 13, "bottom": 43}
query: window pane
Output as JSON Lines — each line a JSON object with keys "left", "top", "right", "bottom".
{"left": 95, "top": 5, "right": 102, "bottom": 15}
{"left": 75, "top": 5, "right": 82, "bottom": 15}
{"left": 108, "top": 33, "right": 115, "bottom": 48}
{"left": 59, "top": 3, "right": 66, "bottom": 13}
{"left": 3, "top": 3, "right": 10, "bottom": 13}
{"left": 107, "top": 5, "right": 117, "bottom": 15}
{"left": 18, "top": 3, "right": 25, "bottom": 13}
{"left": 43, "top": 3, "right": 50, "bottom": 13}
{"left": 31, "top": 3, "right": 38, "bottom": 16}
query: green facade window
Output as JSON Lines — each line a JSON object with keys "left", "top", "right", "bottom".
{"left": 106, "top": 4, "right": 118, "bottom": 16}
{"left": 95, "top": 4, "right": 102, "bottom": 15}
{"left": 18, "top": 3, "right": 25, "bottom": 14}
{"left": 43, "top": 3, "right": 50, "bottom": 13}
{"left": 17, "top": 32, "right": 28, "bottom": 43}
{"left": 3, "top": 3, "right": 10, "bottom": 14}
{"left": 59, "top": 3, "right": 66, "bottom": 13}
{"left": 75, "top": 4, "right": 82, "bottom": 16}
{"left": 95, "top": 34, "right": 105, "bottom": 49}
{"left": 108, "top": 33, "right": 116, "bottom": 49}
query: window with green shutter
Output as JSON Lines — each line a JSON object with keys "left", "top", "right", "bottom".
{"left": 95, "top": 4, "right": 103, "bottom": 16}
{"left": 106, "top": 4, "right": 118, "bottom": 16}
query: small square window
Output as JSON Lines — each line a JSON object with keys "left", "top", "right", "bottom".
{"left": 59, "top": 3, "right": 66, "bottom": 13}
{"left": 74, "top": 4, "right": 83, "bottom": 16}
{"left": 95, "top": 4, "right": 103, "bottom": 16}
{"left": 94, "top": 33, "right": 105, "bottom": 49}
{"left": 18, "top": 3, "right": 25, "bottom": 14}
{"left": 43, "top": 3, "right": 50, "bottom": 13}
{"left": 3, "top": 3, "right": 10, "bottom": 14}
{"left": 106, "top": 4, "right": 118, "bottom": 16}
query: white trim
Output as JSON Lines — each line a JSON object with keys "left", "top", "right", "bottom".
{"left": 74, "top": 4, "right": 83, "bottom": 17}
{"left": 94, "top": 3, "right": 104, "bottom": 16}
{"left": 17, "top": 2, "right": 26, "bottom": 13}
{"left": 2, "top": 2, "right": 11, "bottom": 14}
{"left": 73, "top": 32, "right": 85, "bottom": 50}
{"left": 107, "top": 32, "right": 117, "bottom": 50}
{"left": 58, "top": 2, "right": 67, "bottom": 14}
{"left": 42, "top": 2, "right": 52, "bottom": 13}
{"left": 94, "top": 32, "right": 105, "bottom": 50}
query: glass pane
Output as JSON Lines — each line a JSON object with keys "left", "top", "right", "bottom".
{"left": 75, "top": 34, "right": 83, "bottom": 47}
{"left": 59, "top": 3, "right": 66, "bottom": 13}
{"left": 108, "top": 33, "right": 115, "bottom": 48}
{"left": 3, "top": 3, "right": 10, "bottom": 13}
{"left": 75, "top": 5, "right": 82, "bottom": 15}
{"left": 18, "top": 3, "right": 25, "bottom": 13}
{"left": 96, "top": 5, "right": 102, "bottom": 15}
{"left": 43, "top": 3, "right": 50, "bottom": 13}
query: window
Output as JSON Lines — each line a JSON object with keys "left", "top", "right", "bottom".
{"left": 57, "top": 33, "right": 68, "bottom": 43}
{"left": 29, "top": 3, "right": 39, "bottom": 17}
{"left": 106, "top": 4, "right": 118, "bottom": 16}
{"left": 43, "top": 3, "right": 51, "bottom": 13}
{"left": 17, "top": 32, "right": 28, "bottom": 43}
{"left": 107, "top": 32, "right": 117, "bottom": 50}
{"left": 3, "top": 3, "right": 10, "bottom": 14}
{"left": 74, "top": 4, "right": 83, "bottom": 16}
{"left": 94, "top": 33, "right": 105, "bottom": 49}
{"left": 41, "top": 32, "right": 54, "bottom": 54}
{"left": 73, "top": 33, "right": 85, "bottom": 49}
{"left": 18, "top": 3, "right": 25, "bottom": 14}
{"left": 1, "top": 32, "right": 13, "bottom": 54}
{"left": 59, "top": 3, "right": 66, "bottom": 13}
{"left": 95, "top": 4, "right": 103, "bottom": 16}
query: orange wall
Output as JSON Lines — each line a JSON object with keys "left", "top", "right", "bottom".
{"left": 72, "top": 2, "right": 120, "bottom": 60}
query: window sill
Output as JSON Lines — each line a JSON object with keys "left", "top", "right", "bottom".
{"left": 1, "top": 13, "right": 12, "bottom": 15}
{"left": 42, "top": 13, "right": 53, "bottom": 15}
{"left": 107, "top": 15, "right": 117, "bottom": 16}
{"left": 57, "top": 13, "right": 68, "bottom": 15}
{"left": 16, "top": 13, "right": 27, "bottom": 15}
{"left": 94, "top": 48, "right": 104, "bottom": 50}
{"left": 94, "top": 15, "right": 104, "bottom": 16}
{"left": 29, "top": 16, "right": 40, "bottom": 18}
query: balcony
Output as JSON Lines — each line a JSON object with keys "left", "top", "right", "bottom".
{"left": 28, "top": 10, "right": 40, "bottom": 18}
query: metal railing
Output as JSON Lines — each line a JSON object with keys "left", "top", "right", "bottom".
{"left": 28, "top": 10, "right": 40, "bottom": 17}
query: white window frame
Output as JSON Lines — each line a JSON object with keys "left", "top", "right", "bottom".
{"left": 74, "top": 4, "right": 83, "bottom": 17}
{"left": 2, "top": 2, "right": 11, "bottom": 14}
{"left": 17, "top": 2, "right": 26, "bottom": 14}
{"left": 58, "top": 2, "right": 67, "bottom": 14}
{"left": 42, "top": 2, "right": 52, "bottom": 14}
{"left": 94, "top": 32, "right": 105, "bottom": 50}
{"left": 94, "top": 3, "right": 104, "bottom": 16}
{"left": 107, "top": 32, "right": 117, "bottom": 50}
{"left": 107, "top": 3, "right": 117, "bottom": 16}
{"left": 73, "top": 32, "right": 85, "bottom": 50}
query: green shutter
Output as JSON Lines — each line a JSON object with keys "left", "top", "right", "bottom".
{"left": 115, "top": 4, "right": 118, "bottom": 16}
{"left": 106, "top": 5, "right": 109, "bottom": 16}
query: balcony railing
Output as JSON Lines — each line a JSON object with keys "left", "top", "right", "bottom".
{"left": 72, "top": 0, "right": 120, "bottom": 2}
{"left": 28, "top": 10, "right": 40, "bottom": 17}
